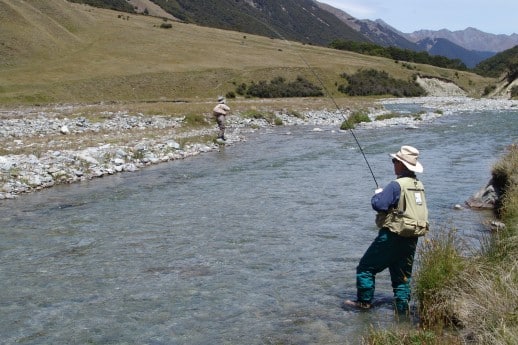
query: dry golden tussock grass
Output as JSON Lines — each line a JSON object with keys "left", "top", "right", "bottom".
{"left": 0, "top": 0, "right": 492, "bottom": 105}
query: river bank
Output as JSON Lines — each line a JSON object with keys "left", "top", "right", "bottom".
{"left": 1, "top": 97, "right": 516, "bottom": 200}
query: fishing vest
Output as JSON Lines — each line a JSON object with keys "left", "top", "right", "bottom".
{"left": 375, "top": 177, "right": 429, "bottom": 237}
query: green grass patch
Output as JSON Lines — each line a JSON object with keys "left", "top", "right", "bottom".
{"left": 375, "top": 112, "right": 409, "bottom": 121}
{"left": 362, "top": 327, "right": 461, "bottom": 345}
{"left": 182, "top": 112, "right": 210, "bottom": 128}
{"left": 241, "top": 108, "right": 280, "bottom": 124}
{"left": 340, "top": 110, "right": 371, "bottom": 129}
{"left": 414, "top": 228, "right": 467, "bottom": 328}
{"left": 375, "top": 111, "right": 425, "bottom": 121}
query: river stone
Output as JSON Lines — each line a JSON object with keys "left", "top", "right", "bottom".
{"left": 113, "top": 158, "right": 125, "bottom": 166}
{"left": 0, "top": 156, "right": 15, "bottom": 171}
{"left": 466, "top": 180, "right": 498, "bottom": 209}
{"left": 60, "top": 125, "right": 70, "bottom": 134}
{"left": 76, "top": 153, "right": 99, "bottom": 165}
{"left": 166, "top": 140, "right": 181, "bottom": 149}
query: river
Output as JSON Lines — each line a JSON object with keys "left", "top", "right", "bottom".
{"left": 1, "top": 105, "right": 516, "bottom": 344}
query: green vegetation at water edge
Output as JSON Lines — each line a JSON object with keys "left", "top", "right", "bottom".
{"left": 363, "top": 144, "right": 518, "bottom": 345}
{"left": 340, "top": 110, "right": 371, "bottom": 130}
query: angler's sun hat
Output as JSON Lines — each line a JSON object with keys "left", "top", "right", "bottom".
{"left": 217, "top": 96, "right": 225, "bottom": 103}
{"left": 390, "top": 145, "right": 423, "bottom": 173}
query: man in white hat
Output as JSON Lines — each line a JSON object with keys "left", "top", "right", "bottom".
{"left": 213, "top": 96, "right": 230, "bottom": 141}
{"left": 344, "top": 145, "right": 429, "bottom": 314}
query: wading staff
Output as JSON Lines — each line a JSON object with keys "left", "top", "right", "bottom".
{"left": 263, "top": 25, "right": 380, "bottom": 188}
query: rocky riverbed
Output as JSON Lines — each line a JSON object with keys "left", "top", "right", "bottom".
{"left": 1, "top": 97, "right": 516, "bottom": 200}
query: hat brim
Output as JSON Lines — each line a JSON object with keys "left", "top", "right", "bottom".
{"left": 390, "top": 153, "right": 423, "bottom": 173}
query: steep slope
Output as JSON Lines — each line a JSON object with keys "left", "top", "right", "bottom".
{"left": 146, "top": 0, "right": 368, "bottom": 45}
{"left": 0, "top": 0, "right": 95, "bottom": 66}
{"left": 316, "top": 2, "right": 417, "bottom": 50}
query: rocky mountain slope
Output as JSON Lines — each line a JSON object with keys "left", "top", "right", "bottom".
{"left": 315, "top": 2, "right": 417, "bottom": 50}
{"left": 406, "top": 27, "right": 518, "bottom": 52}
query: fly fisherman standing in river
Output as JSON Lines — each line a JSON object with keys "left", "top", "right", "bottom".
{"left": 213, "top": 96, "right": 230, "bottom": 142}
{"left": 344, "top": 145, "right": 429, "bottom": 314}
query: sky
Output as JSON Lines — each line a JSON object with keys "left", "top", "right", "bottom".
{"left": 321, "top": 0, "right": 517, "bottom": 35}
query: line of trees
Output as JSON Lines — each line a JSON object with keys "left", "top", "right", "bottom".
{"left": 329, "top": 40, "right": 468, "bottom": 71}
{"left": 473, "top": 46, "right": 518, "bottom": 78}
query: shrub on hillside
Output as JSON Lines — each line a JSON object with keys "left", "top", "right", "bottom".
{"left": 160, "top": 22, "right": 173, "bottom": 29}
{"left": 237, "top": 76, "right": 323, "bottom": 98}
{"left": 338, "top": 69, "right": 426, "bottom": 97}
{"left": 483, "top": 84, "right": 497, "bottom": 96}
{"left": 225, "top": 91, "right": 236, "bottom": 99}
{"left": 329, "top": 39, "right": 467, "bottom": 71}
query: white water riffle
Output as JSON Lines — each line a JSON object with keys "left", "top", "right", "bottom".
{"left": 0, "top": 105, "right": 516, "bottom": 344}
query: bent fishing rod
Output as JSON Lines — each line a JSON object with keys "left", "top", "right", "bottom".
{"left": 264, "top": 26, "right": 380, "bottom": 188}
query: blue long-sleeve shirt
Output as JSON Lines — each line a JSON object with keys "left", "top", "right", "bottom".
{"left": 371, "top": 172, "right": 417, "bottom": 212}
{"left": 371, "top": 181, "right": 400, "bottom": 212}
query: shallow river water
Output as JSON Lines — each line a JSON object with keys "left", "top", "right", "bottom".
{"left": 1, "top": 105, "right": 517, "bottom": 344}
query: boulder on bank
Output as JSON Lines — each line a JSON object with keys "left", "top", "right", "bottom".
{"left": 466, "top": 178, "right": 499, "bottom": 209}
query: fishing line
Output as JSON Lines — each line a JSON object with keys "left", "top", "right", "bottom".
{"left": 261, "top": 25, "right": 379, "bottom": 188}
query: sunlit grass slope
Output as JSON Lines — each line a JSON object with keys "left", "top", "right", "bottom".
{"left": 0, "top": 0, "right": 492, "bottom": 105}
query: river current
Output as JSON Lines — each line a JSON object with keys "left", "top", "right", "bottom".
{"left": 1, "top": 105, "right": 517, "bottom": 344}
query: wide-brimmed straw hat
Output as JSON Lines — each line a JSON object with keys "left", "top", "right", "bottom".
{"left": 390, "top": 145, "right": 423, "bottom": 173}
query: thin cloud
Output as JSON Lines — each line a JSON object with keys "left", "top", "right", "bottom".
{"left": 322, "top": 0, "right": 377, "bottom": 18}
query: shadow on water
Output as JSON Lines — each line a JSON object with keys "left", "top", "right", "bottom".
{"left": 0, "top": 108, "right": 516, "bottom": 344}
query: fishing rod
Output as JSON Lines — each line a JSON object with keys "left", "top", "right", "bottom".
{"left": 264, "top": 26, "right": 380, "bottom": 188}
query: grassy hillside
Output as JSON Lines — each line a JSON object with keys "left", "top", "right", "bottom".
{"left": 0, "top": 0, "right": 493, "bottom": 106}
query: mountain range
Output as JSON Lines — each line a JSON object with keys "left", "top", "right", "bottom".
{"left": 67, "top": 0, "right": 518, "bottom": 68}
{"left": 316, "top": 1, "right": 517, "bottom": 68}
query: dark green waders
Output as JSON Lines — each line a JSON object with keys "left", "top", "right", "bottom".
{"left": 356, "top": 228, "right": 418, "bottom": 313}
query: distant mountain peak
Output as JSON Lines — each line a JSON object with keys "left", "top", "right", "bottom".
{"left": 406, "top": 28, "right": 518, "bottom": 52}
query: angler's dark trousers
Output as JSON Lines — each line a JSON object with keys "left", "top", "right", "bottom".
{"left": 356, "top": 228, "right": 418, "bottom": 313}
{"left": 215, "top": 114, "right": 226, "bottom": 138}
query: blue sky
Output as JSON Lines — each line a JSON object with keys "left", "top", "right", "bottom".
{"left": 321, "top": 0, "right": 517, "bottom": 35}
